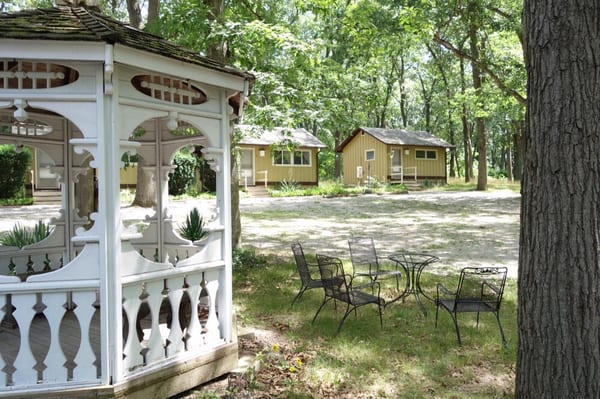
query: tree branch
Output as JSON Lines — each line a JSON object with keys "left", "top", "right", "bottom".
{"left": 433, "top": 33, "right": 526, "bottom": 105}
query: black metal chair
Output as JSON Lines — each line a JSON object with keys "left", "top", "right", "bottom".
{"left": 312, "top": 253, "right": 384, "bottom": 334}
{"left": 435, "top": 266, "right": 508, "bottom": 346}
{"left": 348, "top": 236, "right": 403, "bottom": 289}
{"left": 290, "top": 242, "right": 323, "bottom": 306}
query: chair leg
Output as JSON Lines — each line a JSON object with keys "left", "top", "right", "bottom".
{"left": 336, "top": 303, "right": 354, "bottom": 334}
{"left": 291, "top": 286, "right": 306, "bottom": 306}
{"left": 378, "top": 301, "right": 383, "bottom": 328}
{"left": 312, "top": 297, "right": 331, "bottom": 324}
{"left": 435, "top": 302, "right": 440, "bottom": 328}
{"left": 451, "top": 311, "right": 462, "bottom": 346}
{"left": 495, "top": 311, "right": 508, "bottom": 347}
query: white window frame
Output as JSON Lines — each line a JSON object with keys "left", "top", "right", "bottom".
{"left": 272, "top": 149, "right": 312, "bottom": 167}
{"left": 415, "top": 148, "right": 438, "bottom": 160}
{"left": 365, "top": 149, "right": 375, "bottom": 161}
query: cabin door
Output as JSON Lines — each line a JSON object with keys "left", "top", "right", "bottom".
{"left": 239, "top": 148, "right": 255, "bottom": 186}
{"left": 390, "top": 147, "right": 402, "bottom": 179}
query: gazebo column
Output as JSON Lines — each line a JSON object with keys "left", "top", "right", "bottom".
{"left": 98, "top": 73, "right": 125, "bottom": 385}
{"left": 202, "top": 124, "right": 232, "bottom": 341}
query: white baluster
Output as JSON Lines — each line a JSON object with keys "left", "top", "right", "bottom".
{"left": 40, "top": 292, "right": 67, "bottom": 383}
{"left": 183, "top": 273, "right": 203, "bottom": 350}
{"left": 165, "top": 276, "right": 185, "bottom": 357}
{"left": 11, "top": 293, "right": 38, "bottom": 385}
{"left": 122, "top": 285, "right": 143, "bottom": 371}
{"left": 72, "top": 291, "right": 98, "bottom": 381}
{"left": 144, "top": 280, "right": 165, "bottom": 363}
{"left": 203, "top": 271, "right": 221, "bottom": 345}
{"left": 0, "top": 294, "right": 8, "bottom": 383}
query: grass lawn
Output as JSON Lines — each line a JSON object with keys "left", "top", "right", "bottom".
{"left": 216, "top": 179, "right": 520, "bottom": 398}
{"left": 231, "top": 256, "right": 516, "bottom": 398}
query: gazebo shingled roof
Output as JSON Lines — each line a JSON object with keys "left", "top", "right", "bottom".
{"left": 0, "top": 7, "right": 253, "bottom": 81}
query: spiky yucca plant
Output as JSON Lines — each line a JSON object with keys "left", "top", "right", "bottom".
{"left": 0, "top": 220, "right": 52, "bottom": 248}
{"left": 178, "top": 207, "right": 208, "bottom": 242}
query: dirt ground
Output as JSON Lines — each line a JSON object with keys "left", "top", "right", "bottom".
{"left": 0, "top": 189, "right": 520, "bottom": 277}
{"left": 239, "top": 190, "right": 520, "bottom": 278}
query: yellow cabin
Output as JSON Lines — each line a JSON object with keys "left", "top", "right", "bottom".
{"left": 336, "top": 127, "right": 454, "bottom": 186}
{"left": 237, "top": 125, "right": 326, "bottom": 187}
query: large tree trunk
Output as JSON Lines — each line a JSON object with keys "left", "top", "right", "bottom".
{"left": 131, "top": 159, "right": 156, "bottom": 207}
{"left": 512, "top": 120, "right": 524, "bottom": 181}
{"left": 516, "top": 1, "right": 600, "bottom": 397}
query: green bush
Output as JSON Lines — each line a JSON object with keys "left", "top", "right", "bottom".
{"left": 168, "top": 151, "right": 197, "bottom": 196}
{"left": 177, "top": 207, "right": 207, "bottom": 242}
{"left": 0, "top": 220, "right": 52, "bottom": 248}
{"left": 0, "top": 145, "right": 31, "bottom": 199}
{"left": 232, "top": 247, "right": 267, "bottom": 270}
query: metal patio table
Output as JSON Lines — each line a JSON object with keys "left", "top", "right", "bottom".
{"left": 388, "top": 252, "right": 439, "bottom": 315}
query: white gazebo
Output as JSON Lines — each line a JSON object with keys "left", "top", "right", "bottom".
{"left": 0, "top": 6, "right": 253, "bottom": 398}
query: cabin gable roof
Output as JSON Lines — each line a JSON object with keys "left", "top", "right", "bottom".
{"left": 336, "top": 127, "right": 454, "bottom": 152}
{"left": 237, "top": 125, "right": 326, "bottom": 149}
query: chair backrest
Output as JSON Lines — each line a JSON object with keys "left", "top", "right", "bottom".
{"left": 456, "top": 267, "right": 508, "bottom": 311}
{"left": 348, "top": 236, "right": 379, "bottom": 275}
{"left": 291, "top": 242, "right": 314, "bottom": 285}
{"left": 316, "top": 254, "right": 350, "bottom": 303}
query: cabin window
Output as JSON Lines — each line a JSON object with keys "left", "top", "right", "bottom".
{"left": 365, "top": 149, "right": 375, "bottom": 161}
{"left": 416, "top": 149, "right": 437, "bottom": 160}
{"left": 273, "top": 150, "right": 311, "bottom": 166}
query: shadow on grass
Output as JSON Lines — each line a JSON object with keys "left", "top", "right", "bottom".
{"left": 234, "top": 257, "right": 516, "bottom": 399}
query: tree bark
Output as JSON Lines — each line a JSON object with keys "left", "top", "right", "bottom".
{"left": 516, "top": 1, "right": 600, "bottom": 397}
{"left": 468, "top": 1, "right": 487, "bottom": 191}
{"left": 147, "top": 0, "right": 159, "bottom": 26}
{"left": 125, "top": 0, "right": 142, "bottom": 28}
{"left": 512, "top": 120, "right": 524, "bottom": 181}
{"left": 131, "top": 159, "right": 156, "bottom": 207}
{"left": 460, "top": 57, "right": 473, "bottom": 182}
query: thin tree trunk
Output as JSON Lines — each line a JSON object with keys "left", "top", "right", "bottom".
{"left": 460, "top": 58, "right": 473, "bottom": 182}
{"left": 147, "top": 0, "right": 159, "bottom": 25}
{"left": 125, "top": 0, "right": 142, "bottom": 28}
{"left": 517, "top": 1, "right": 600, "bottom": 396}
{"left": 468, "top": 1, "right": 487, "bottom": 191}
{"left": 334, "top": 130, "right": 342, "bottom": 179}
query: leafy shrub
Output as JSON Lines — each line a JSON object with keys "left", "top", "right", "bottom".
{"left": 0, "top": 220, "right": 52, "bottom": 248}
{"left": 169, "top": 151, "right": 197, "bottom": 196}
{"left": 178, "top": 207, "right": 207, "bottom": 242}
{"left": 488, "top": 168, "right": 508, "bottom": 179}
{"left": 232, "top": 247, "right": 267, "bottom": 270}
{"left": 0, "top": 145, "right": 32, "bottom": 199}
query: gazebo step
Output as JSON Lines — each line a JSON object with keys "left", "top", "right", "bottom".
{"left": 33, "top": 190, "right": 61, "bottom": 204}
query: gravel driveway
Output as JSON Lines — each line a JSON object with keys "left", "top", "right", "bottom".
{"left": 0, "top": 189, "right": 521, "bottom": 277}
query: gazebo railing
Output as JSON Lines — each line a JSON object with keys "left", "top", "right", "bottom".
{"left": 0, "top": 237, "right": 228, "bottom": 395}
